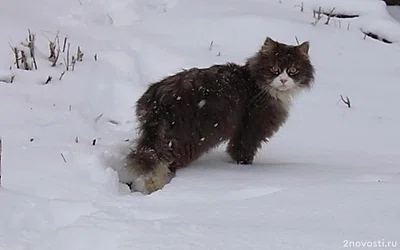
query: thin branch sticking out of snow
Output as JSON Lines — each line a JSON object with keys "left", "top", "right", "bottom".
{"left": 312, "top": 7, "right": 323, "bottom": 26}
{"left": 340, "top": 95, "right": 351, "bottom": 108}
{"left": 44, "top": 76, "right": 52, "bottom": 84}
{"left": 60, "top": 153, "right": 67, "bottom": 163}
{"left": 62, "top": 36, "right": 68, "bottom": 52}
{"left": 59, "top": 71, "right": 66, "bottom": 80}
{"left": 76, "top": 46, "right": 84, "bottom": 61}
{"left": 324, "top": 7, "right": 336, "bottom": 25}
{"left": 294, "top": 2, "right": 304, "bottom": 12}
{"left": 362, "top": 31, "right": 393, "bottom": 44}
{"left": 0, "top": 72, "right": 16, "bottom": 83}
{"left": 27, "top": 29, "right": 38, "bottom": 70}
{"left": 66, "top": 43, "right": 71, "bottom": 71}
{"left": 94, "top": 113, "right": 104, "bottom": 123}
{"left": 49, "top": 34, "right": 61, "bottom": 67}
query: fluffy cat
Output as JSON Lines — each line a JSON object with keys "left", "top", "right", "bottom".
{"left": 120, "top": 37, "right": 315, "bottom": 194}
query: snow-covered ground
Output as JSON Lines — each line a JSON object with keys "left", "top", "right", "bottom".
{"left": 1, "top": 0, "right": 400, "bottom": 249}
{"left": 388, "top": 5, "right": 400, "bottom": 21}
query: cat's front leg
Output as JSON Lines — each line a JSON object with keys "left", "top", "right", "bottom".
{"left": 226, "top": 109, "right": 285, "bottom": 165}
{"left": 226, "top": 115, "right": 267, "bottom": 164}
{"left": 226, "top": 129, "right": 264, "bottom": 165}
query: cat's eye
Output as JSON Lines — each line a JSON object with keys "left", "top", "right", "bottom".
{"left": 270, "top": 66, "right": 280, "bottom": 74}
{"left": 287, "top": 67, "right": 298, "bottom": 75}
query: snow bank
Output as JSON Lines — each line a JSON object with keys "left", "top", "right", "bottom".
{"left": 290, "top": 0, "right": 400, "bottom": 43}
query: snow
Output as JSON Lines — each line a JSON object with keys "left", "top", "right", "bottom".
{"left": 1, "top": 0, "right": 400, "bottom": 249}
{"left": 295, "top": 0, "right": 400, "bottom": 42}
{"left": 388, "top": 5, "right": 400, "bottom": 22}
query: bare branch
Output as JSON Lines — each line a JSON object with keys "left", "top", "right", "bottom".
{"left": 340, "top": 95, "right": 351, "bottom": 108}
{"left": 94, "top": 113, "right": 104, "bottom": 123}
{"left": 44, "top": 76, "right": 52, "bottom": 84}
{"left": 60, "top": 153, "right": 67, "bottom": 163}
{"left": 49, "top": 41, "right": 56, "bottom": 61}
{"left": 71, "top": 56, "right": 76, "bottom": 71}
{"left": 62, "top": 36, "right": 68, "bottom": 52}
{"left": 51, "top": 36, "right": 61, "bottom": 67}
{"left": 294, "top": 2, "right": 304, "bottom": 12}
{"left": 66, "top": 43, "right": 71, "bottom": 71}
{"left": 20, "top": 50, "right": 30, "bottom": 70}
{"left": 27, "top": 29, "right": 38, "bottom": 69}
{"left": 311, "top": 7, "right": 323, "bottom": 26}
{"left": 324, "top": 7, "right": 336, "bottom": 25}
{"left": 59, "top": 71, "right": 66, "bottom": 80}
{"left": 76, "top": 46, "right": 84, "bottom": 61}
{"left": 108, "top": 119, "right": 120, "bottom": 125}
{"left": 13, "top": 47, "right": 20, "bottom": 69}
{"left": 0, "top": 73, "right": 16, "bottom": 83}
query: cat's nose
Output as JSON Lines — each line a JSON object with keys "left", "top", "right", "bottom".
{"left": 280, "top": 78, "right": 287, "bottom": 84}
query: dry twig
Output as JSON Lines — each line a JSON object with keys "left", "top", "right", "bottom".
{"left": 62, "top": 36, "right": 68, "bottom": 52}
{"left": 312, "top": 7, "right": 323, "bottom": 26}
{"left": 13, "top": 47, "right": 20, "bottom": 69}
{"left": 27, "top": 29, "right": 38, "bottom": 69}
{"left": 71, "top": 56, "right": 76, "bottom": 71}
{"left": 44, "top": 76, "right": 52, "bottom": 84}
{"left": 294, "top": 2, "right": 304, "bottom": 12}
{"left": 60, "top": 153, "right": 67, "bottom": 163}
{"left": 340, "top": 95, "right": 351, "bottom": 108}
{"left": 76, "top": 46, "right": 84, "bottom": 61}
{"left": 20, "top": 50, "right": 30, "bottom": 70}
{"left": 66, "top": 43, "right": 71, "bottom": 70}
{"left": 324, "top": 7, "right": 336, "bottom": 25}
{"left": 51, "top": 36, "right": 61, "bottom": 67}
{"left": 59, "top": 71, "right": 66, "bottom": 80}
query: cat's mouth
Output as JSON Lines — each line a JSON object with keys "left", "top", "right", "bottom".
{"left": 275, "top": 85, "right": 293, "bottom": 92}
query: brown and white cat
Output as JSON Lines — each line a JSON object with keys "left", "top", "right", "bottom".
{"left": 119, "top": 37, "right": 315, "bottom": 194}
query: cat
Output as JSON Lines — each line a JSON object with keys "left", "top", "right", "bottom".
{"left": 119, "top": 37, "right": 315, "bottom": 194}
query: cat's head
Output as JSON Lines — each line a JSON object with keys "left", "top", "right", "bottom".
{"left": 249, "top": 37, "right": 315, "bottom": 97}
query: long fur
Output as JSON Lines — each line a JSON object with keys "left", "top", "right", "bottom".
{"left": 122, "top": 37, "right": 315, "bottom": 194}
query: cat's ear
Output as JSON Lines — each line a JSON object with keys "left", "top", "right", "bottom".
{"left": 297, "top": 41, "right": 310, "bottom": 55}
{"left": 262, "top": 37, "right": 277, "bottom": 53}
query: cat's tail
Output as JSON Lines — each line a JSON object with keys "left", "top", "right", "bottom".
{"left": 120, "top": 141, "right": 175, "bottom": 195}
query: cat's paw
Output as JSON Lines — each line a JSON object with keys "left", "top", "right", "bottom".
{"left": 236, "top": 159, "right": 252, "bottom": 165}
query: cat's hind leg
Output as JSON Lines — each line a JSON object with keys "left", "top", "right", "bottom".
{"left": 123, "top": 147, "right": 175, "bottom": 194}
{"left": 121, "top": 118, "right": 175, "bottom": 194}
